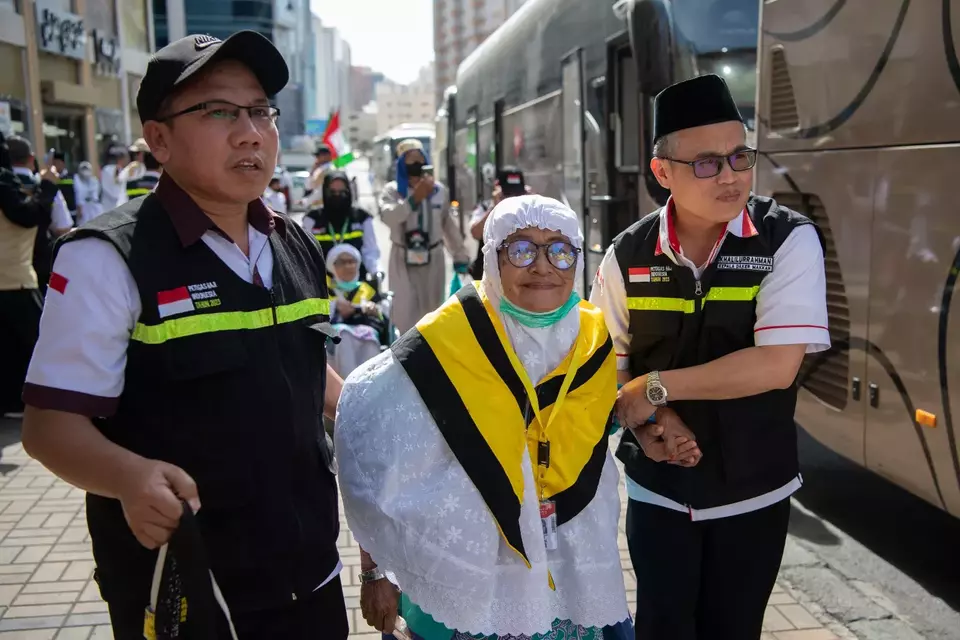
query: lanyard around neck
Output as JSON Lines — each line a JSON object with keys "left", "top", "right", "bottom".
{"left": 484, "top": 294, "right": 583, "bottom": 438}
{"left": 327, "top": 217, "right": 351, "bottom": 243}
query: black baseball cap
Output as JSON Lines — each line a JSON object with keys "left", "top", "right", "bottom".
{"left": 497, "top": 166, "right": 526, "bottom": 195}
{"left": 136, "top": 31, "right": 289, "bottom": 124}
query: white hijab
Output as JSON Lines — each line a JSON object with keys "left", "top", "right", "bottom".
{"left": 334, "top": 195, "right": 627, "bottom": 636}
{"left": 479, "top": 194, "right": 585, "bottom": 383}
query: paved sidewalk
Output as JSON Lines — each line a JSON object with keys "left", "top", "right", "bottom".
{"left": 0, "top": 420, "right": 858, "bottom": 639}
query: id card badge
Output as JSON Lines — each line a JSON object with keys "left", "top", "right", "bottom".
{"left": 540, "top": 500, "right": 558, "bottom": 551}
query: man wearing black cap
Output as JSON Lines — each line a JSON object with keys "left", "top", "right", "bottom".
{"left": 590, "top": 74, "right": 829, "bottom": 638}
{"left": 21, "top": 31, "right": 348, "bottom": 639}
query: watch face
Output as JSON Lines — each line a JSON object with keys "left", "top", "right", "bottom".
{"left": 647, "top": 385, "right": 666, "bottom": 405}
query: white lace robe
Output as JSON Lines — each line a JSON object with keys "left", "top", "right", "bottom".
{"left": 334, "top": 305, "right": 630, "bottom": 637}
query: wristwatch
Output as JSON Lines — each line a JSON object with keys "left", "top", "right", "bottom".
{"left": 358, "top": 567, "right": 387, "bottom": 584}
{"left": 645, "top": 371, "right": 669, "bottom": 407}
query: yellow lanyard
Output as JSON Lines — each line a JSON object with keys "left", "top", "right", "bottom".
{"left": 486, "top": 305, "right": 584, "bottom": 499}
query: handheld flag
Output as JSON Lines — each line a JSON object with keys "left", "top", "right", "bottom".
{"left": 322, "top": 110, "right": 355, "bottom": 168}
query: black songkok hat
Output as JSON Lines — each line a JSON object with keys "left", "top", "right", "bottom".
{"left": 652, "top": 74, "right": 743, "bottom": 143}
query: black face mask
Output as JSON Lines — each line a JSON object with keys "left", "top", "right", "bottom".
{"left": 325, "top": 193, "right": 351, "bottom": 211}
{"left": 406, "top": 162, "right": 424, "bottom": 177}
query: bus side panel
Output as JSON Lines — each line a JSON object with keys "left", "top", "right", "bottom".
{"left": 759, "top": 0, "right": 960, "bottom": 152}
{"left": 499, "top": 94, "right": 563, "bottom": 202}
{"left": 866, "top": 146, "right": 960, "bottom": 516}
{"left": 755, "top": 150, "right": 876, "bottom": 468}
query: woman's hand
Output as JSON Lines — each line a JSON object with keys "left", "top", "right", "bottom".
{"left": 335, "top": 299, "right": 355, "bottom": 318}
{"left": 360, "top": 301, "right": 379, "bottom": 317}
{"left": 360, "top": 578, "right": 400, "bottom": 633}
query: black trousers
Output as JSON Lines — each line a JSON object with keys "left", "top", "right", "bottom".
{"left": 0, "top": 288, "right": 42, "bottom": 414}
{"left": 627, "top": 497, "right": 791, "bottom": 640}
{"left": 106, "top": 575, "right": 350, "bottom": 640}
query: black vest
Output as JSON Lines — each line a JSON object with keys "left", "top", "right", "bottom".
{"left": 58, "top": 195, "right": 339, "bottom": 612}
{"left": 614, "top": 195, "right": 818, "bottom": 509}
{"left": 126, "top": 172, "right": 161, "bottom": 198}
{"left": 58, "top": 177, "right": 76, "bottom": 212}
{"left": 304, "top": 207, "right": 370, "bottom": 276}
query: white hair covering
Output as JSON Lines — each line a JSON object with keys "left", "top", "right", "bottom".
{"left": 479, "top": 194, "right": 585, "bottom": 383}
{"left": 324, "top": 242, "right": 362, "bottom": 275}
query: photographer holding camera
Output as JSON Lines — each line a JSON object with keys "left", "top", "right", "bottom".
{"left": 0, "top": 134, "right": 61, "bottom": 417}
{"left": 468, "top": 166, "right": 531, "bottom": 279}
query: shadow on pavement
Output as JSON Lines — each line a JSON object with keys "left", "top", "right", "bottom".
{"left": 0, "top": 417, "right": 22, "bottom": 475}
{"left": 793, "top": 426, "right": 960, "bottom": 611}
{"left": 788, "top": 502, "right": 841, "bottom": 546}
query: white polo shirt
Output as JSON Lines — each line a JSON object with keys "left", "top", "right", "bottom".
{"left": 590, "top": 196, "right": 830, "bottom": 520}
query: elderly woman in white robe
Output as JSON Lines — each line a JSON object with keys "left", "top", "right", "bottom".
{"left": 335, "top": 195, "right": 633, "bottom": 640}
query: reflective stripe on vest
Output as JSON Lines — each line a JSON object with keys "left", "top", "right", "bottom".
{"left": 59, "top": 179, "right": 74, "bottom": 185}
{"left": 131, "top": 297, "right": 330, "bottom": 345}
{"left": 313, "top": 230, "right": 364, "bottom": 242}
{"left": 627, "top": 285, "right": 760, "bottom": 314}
{"left": 127, "top": 188, "right": 152, "bottom": 197}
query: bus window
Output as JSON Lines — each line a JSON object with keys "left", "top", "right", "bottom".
{"left": 617, "top": 52, "right": 641, "bottom": 170}
{"left": 671, "top": 0, "right": 759, "bottom": 128}
{"left": 478, "top": 118, "right": 495, "bottom": 202}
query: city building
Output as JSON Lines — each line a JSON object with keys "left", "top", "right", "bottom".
{"left": 374, "top": 63, "right": 435, "bottom": 136}
{"left": 0, "top": 0, "right": 155, "bottom": 172}
{"left": 312, "top": 13, "right": 351, "bottom": 121}
{"left": 344, "top": 102, "right": 378, "bottom": 153}
{"left": 156, "top": 0, "right": 311, "bottom": 149}
{"left": 348, "top": 65, "right": 385, "bottom": 112}
{"left": 433, "top": 0, "right": 527, "bottom": 107}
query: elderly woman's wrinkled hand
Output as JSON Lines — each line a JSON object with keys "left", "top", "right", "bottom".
{"left": 615, "top": 379, "right": 657, "bottom": 430}
{"left": 630, "top": 408, "right": 702, "bottom": 467}
{"left": 656, "top": 407, "right": 702, "bottom": 467}
{"left": 360, "top": 578, "right": 400, "bottom": 633}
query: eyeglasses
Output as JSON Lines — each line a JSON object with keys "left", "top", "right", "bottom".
{"left": 159, "top": 100, "right": 280, "bottom": 126}
{"left": 658, "top": 148, "right": 757, "bottom": 179}
{"left": 498, "top": 240, "right": 581, "bottom": 270}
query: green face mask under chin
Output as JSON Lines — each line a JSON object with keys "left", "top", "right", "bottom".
{"left": 499, "top": 291, "right": 581, "bottom": 328}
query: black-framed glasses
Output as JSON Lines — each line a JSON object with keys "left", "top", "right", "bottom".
{"left": 498, "top": 240, "right": 581, "bottom": 270}
{"left": 159, "top": 100, "right": 280, "bottom": 125}
{"left": 659, "top": 148, "right": 757, "bottom": 179}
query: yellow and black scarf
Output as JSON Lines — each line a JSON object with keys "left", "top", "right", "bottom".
{"left": 391, "top": 282, "right": 617, "bottom": 567}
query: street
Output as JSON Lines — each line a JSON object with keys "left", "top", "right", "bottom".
{"left": 0, "top": 159, "right": 953, "bottom": 639}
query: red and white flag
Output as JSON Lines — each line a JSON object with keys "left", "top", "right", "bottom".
{"left": 322, "top": 110, "right": 354, "bottom": 168}
{"left": 157, "top": 286, "right": 194, "bottom": 319}
{"left": 628, "top": 267, "right": 651, "bottom": 283}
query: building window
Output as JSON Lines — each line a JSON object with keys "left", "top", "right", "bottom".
{"left": 86, "top": 0, "right": 116, "bottom": 33}
{"left": 121, "top": 0, "right": 150, "bottom": 52}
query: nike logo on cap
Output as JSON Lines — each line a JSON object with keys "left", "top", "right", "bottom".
{"left": 194, "top": 35, "right": 220, "bottom": 50}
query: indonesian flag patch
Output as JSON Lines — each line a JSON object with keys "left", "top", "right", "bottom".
{"left": 157, "top": 286, "right": 195, "bottom": 319}
{"left": 628, "top": 267, "right": 651, "bottom": 283}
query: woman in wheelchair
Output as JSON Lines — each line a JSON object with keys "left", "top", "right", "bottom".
{"left": 326, "top": 244, "right": 389, "bottom": 378}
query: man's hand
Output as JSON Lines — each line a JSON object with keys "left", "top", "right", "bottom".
{"left": 655, "top": 407, "right": 702, "bottom": 467}
{"left": 360, "top": 578, "right": 400, "bottom": 634}
{"left": 492, "top": 184, "right": 503, "bottom": 205}
{"left": 411, "top": 175, "right": 435, "bottom": 205}
{"left": 335, "top": 299, "right": 355, "bottom": 318}
{"left": 117, "top": 460, "right": 200, "bottom": 549}
{"left": 630, "top": 408, "right": 701, "bottom": 467}
{"left": 615, "top": 376, "right": 656, "bottom": 429}
{"left": 38, "top": 166, "right": 59, "bottom": 184}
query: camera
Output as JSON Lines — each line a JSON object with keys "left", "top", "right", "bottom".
{"left": 421, "top": 164, "right": 434, "bottom": 177}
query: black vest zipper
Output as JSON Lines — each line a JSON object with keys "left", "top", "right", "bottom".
{"left": 270, "top": 288, "right": 278, "bottom": 324}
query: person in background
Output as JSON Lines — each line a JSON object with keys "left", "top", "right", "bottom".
{"left": 325, "top": 244, "right": 387, "bottom": 378}
{"left": 124, "top": 151, "right": 162, "bottom": 199}
{"left": 378, "top": 139, "right": 470, "bottom": 334}
{"left": 73, "top": 161, "right": 104, "bottom": 226}
{"left": 592, "top": 74, "right": 829, "bottom": 640}
{"left": 50, "top": 151, "right": 77, "bottom": 220}
{"left": 117, "top": 138, "right": 150, "bottom": 204}
{"left": 469, "top": 166, "right": 530, "bottom": 279}
{"left": 302, "top": 170, "right": 380, "bottom": 284}
{"left": 0, "top": 134, "right": 59, "bottom": 418}
{"left": 304, "top": 143, "right": 333, "bottom": 208}
{"left": 100, "top": 146, "right": 128, "bottom": 210}
{"left": 10, "top": 143, "right": 73, "bottom": 296}
{"left": 263, "top": 177, "right": 288, "bottom": 214}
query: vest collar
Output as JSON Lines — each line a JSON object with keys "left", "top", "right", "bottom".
{"left": 655, "top": 195, "right": 758, "bottom": 262}
{"left": 155, "top": 173, "right": 287, "bottom": 247}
